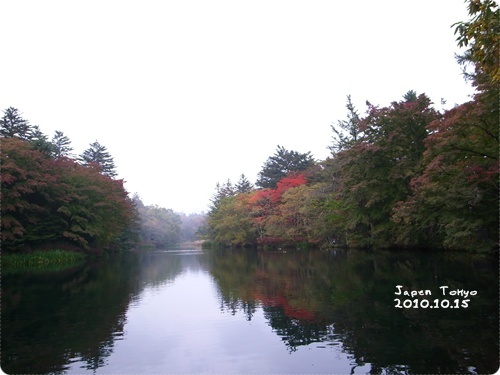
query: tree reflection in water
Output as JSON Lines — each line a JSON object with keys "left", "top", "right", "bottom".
{"left": 2, "top": 254, "right": 141, "bottom": 374}
{"left": 208, "top": 248, "right": 498, "bottom": 374}
{"left": 2, "top": 248, "right": 497, "bottom": 374}
{"left": 1, "top": 251, "right": 185, "bottom": 374}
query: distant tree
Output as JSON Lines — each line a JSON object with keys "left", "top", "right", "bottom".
{"left": 80, "top": 140, "right": 117, "bottom": 178}
{"left": 235, "top": 174, "right": 253, "bottom": 193}
{"left": 0, "top": 107, "right": 32, "bottom": 140}
{"left": 52, "top": 130, "right": 74, "bottom": 158}
{"left": 179, "top": 212, "right": 207, "bottom": 242}
{"left": 256, "top": 145, "right": 315, "bottom": 189}
{"left": 328, "top": 95, "right": 363, "bottom": 154}
{"left": 131, "top": 193, "right": 145, "bottom": 209}
{"left": 138, "top": 205, "right": 181, "bottom": 248}
{"left": 131, "top": 193, "right": 182, "bottom": 247}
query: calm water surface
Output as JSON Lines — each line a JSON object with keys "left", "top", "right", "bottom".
{"left": 2, "top": 248, "right": 498, "bottom": 374}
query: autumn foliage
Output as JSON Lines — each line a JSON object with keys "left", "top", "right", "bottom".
{"left": 206, "top": 2, "right": 498, "bottom": 252}
{"left": 206, "top": 86, "right": 498, "bottom": 251}
{"left": 1, "top": 137, "right": 136, "bottom": 253}
{"left": 207, "top": 173, "right": 312, "bottom": 247}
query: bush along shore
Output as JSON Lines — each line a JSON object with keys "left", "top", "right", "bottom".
{"left": 2, "top": 249, "right": 87, "bottom": 272}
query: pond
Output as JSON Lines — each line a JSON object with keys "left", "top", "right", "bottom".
{"left": 2, "top": 248, "right": 498, "bottom": 374}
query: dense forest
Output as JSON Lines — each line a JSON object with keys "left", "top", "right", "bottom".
{"left": 205, "top": 1, "right": 499, "bottom": 252}
{"left": 0, "top": 117, "right": 197, "bottom": 253}
{"left": 1, "top": 130, "right": 135, "bottom": 253}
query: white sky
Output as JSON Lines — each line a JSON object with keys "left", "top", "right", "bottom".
{"left": 1, "top": 0, "right": 474, "bottom": 214}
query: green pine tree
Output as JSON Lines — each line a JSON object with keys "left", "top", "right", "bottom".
{"left": 80, "top": 140, "right": 117, "bottom": 178}
{"left": 0, "top": 107, "right": 32, "bottom": 140}
{"left": 235, "top": 174, "right": 253, "bottom": 193}
{"left": 52, "top": 130, "right": 74, "bottom": 158}
{"left": 256, "top": 145, "right": 315, "bottom": 189}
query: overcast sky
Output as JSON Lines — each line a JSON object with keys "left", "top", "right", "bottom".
{"left": 1, "top": 1, "right": 474, "bottom": 214}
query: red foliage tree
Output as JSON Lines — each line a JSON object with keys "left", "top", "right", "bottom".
{"left": 1, "top": 138, "right": 136, "bottom": 252}
{"left": 271, "top": 173, "right": 307, "bottom": 204}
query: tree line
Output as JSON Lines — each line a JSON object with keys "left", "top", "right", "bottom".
{"left": 1, "top": 131, "right": 134, "bottom": 252}
{"left": 204, "top": 0, "right": 499, "bottom": 252}
{"left": 132, "top": 194, "right": 205, "bottom": 248}
{"left": 0, "top": 112, "right": 197, "bottom": 253}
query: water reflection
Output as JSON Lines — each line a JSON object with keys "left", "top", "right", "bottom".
{"left": 1, "top": 249, "right": 498, "bottom": 374}
{"left": 1, "top": 254, "right": 141, "bottom": 374}
{"left": 208, "top": 249, "right": 499, "bottom": 373}
{"left": 1, "top": 251, "right": 201, "bottom": 374}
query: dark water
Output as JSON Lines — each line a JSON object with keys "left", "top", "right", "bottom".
{"left": 2, "top": 249, "right": 498, "bottom": 374}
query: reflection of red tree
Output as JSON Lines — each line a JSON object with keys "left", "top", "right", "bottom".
{"left": 253, "top": 291, "right": 316, "bottom": 321}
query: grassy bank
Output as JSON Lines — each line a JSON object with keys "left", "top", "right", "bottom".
{"left": 2, "top": 249, "right": 87, "bottom": 272}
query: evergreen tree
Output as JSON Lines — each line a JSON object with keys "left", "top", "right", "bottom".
{"left": 29, "top": 125, "right": 57, "bottom": 155}
{"left": 0, "top": 107, "right": 32, "bottom": 140}
{"left": 131, "top": 193, "right": 145, "bottom": 209}
{"left": 403, "top": 90, "right": 418, "bottom": 102}
{"left": 209, "top": 179, "right": 236, "bottom": 213}
{"left": 80, "top": 140, "right": 117, "bottom": 178}
{"left": 330, "top": 93, "right": 440, "bottom": 248}
{"left": 52, "top": 130, "right": 74, "bottom": 158}
{"left": 328, "top": 95, "right": 363, "bottom": 154}
{"left": 235, "top": 174, "right": 253, "bottom": 193}
{"left": 256, "top": 146, "right": 315, "bottom": 189}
